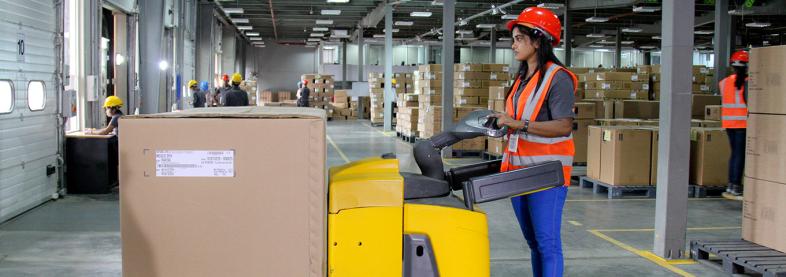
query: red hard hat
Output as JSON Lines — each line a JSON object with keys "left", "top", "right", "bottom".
{"left": 506, "top": 7, "right": 562, "bottom": 46}
{"left": 303, "top": 79, "right": 309, "bottom": 85}
{"left": 730, "top": 50, "right": 749, "bottom": 66}
{"left": 222, "top": 74, "right": 229, "bottom": 81}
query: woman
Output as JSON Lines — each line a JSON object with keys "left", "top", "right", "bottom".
{"left": 87, "top": 96, "right": 123, "bottom": 136}
{"left": 720, "top": 50, "right": 749, "bottom": 199}
{"left": 489, "top": 7, "right": 577, "bottom": 277}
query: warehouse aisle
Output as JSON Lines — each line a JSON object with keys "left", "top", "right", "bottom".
{"left": 0, "top": 120, "right": 741, "bottom": 276}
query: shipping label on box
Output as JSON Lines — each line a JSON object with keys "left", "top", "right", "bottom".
{"left": 489, "top": 72, "right": 511, "bottom": 81}
{"left": 454, "top": 64, "right": 484, "bottom": 72}
{"left": 455, "top": 88, "right": 490, "bottom": 97}
{"left": 155, "top": 150, "right": 235, "bottom": 177}
{"left": 592, "top": 72, "right": 634, "bottom": 81}
{"left": 455, "top": 72, "right": 491, "bottom": 80}
{"left": 454, "top": 79, "right": 484, "bottom": 88}
{"left": 483, "top": 64, "right": 510, "bottom": 72}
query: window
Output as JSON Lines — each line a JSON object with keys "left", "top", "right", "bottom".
{"left": 0, "top": 80, "right": 13, "bottom": 113}
{"left": 28, "top": 81, "right": 45, "bottom": 111}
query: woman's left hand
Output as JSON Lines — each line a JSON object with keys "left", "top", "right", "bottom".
{"left": 489, "top": 113, "right": 522, "bottom": 130}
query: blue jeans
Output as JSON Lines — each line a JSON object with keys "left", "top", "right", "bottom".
{"left": 511, "top": 186, "right": 568, "bottom": 277}
{"left": 726, "top": 128, "right": 746, "bottom": 185}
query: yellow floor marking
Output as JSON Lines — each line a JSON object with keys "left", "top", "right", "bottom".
{"left": 588, "top": 230, "right": 695, "bottom": 277}
{"left": 326, "top": 135, "right": 350, "bottom": 163}
{"left": 568, "top": 220, "right": 583, "bottom": 226}
{"left": 639, "top": 251, "right": 697, "bottom": 265}
{"left": 363, "top": 123, "right": 394, "bottom": 137}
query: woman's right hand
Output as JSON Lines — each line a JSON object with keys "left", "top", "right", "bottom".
{"left": 489, "top": 113, "right": 523, "bottom": 130}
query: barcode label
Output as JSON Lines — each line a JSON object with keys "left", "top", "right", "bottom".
{"left": 155, "top": 150, "right": 235, "bottom": 177}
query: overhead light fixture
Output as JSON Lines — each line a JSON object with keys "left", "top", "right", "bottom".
{"left": 746, "top": 22, "right": 771, "bottom": 28}
{"left": 255, "top": 45, "right": 266, "bottom": 48}
{"left": 222, "top": 8, "right": 244, "bottom": 14}
{"left": 431, "top": 0, "right": 443, "bottom": 6}
{"left": 249, "top": 37, "right": 262, "bottom": 41}
{"left": 158, "top": 60, "right": 169, "bottom": 71}
{"left": 764, "top": 40, "right": 771, "bottom": 45}
{"left": 621, "top": 27, "right": 643, "bottom": 33}
{"left": 640, "top": 45, "right": 657, "bottom": 49}
{"left": 310, "top": 33, "right": 325, "bottom": 37}
{"left": 771, "top": 33, "right": 780, "bottom": 37}
{"left": 236, "top": 26, "right": 252, "bottom": 30}
{"left": 252, "top": 41, "right": 265, "bottom": 44}
{"left": 313, "top": 27, "right": 329, "bottom": 32}
{"left": 395, "top": 21, "right": 414, "bottom": 26}
{"left": 456, "top": 30, "right": 473, "bottom": 35}
{"left": 323, "top": 46, "right": 336, "bottom": 50}
{"left": 321, "top": 9, "right": 341, "bottom": 15}
{"left": 326, "top": 0, "right": 349, "bottom": 3}
{"left": 632, "top": 6, "right": 660, "bottom": 13}
{"left": 231, "top": 18, "right": 249, "bottom": 24}
{"left": 115, "top": 54, "right": 125, "bottom": 65}
{"left": 308, "top": 38, "right": 322, "bottom": 42}
{"left": 589, "top": 45, "right": 604, "bottom": 48}
{"left": 537, "top": 3, "right": 564, "bottom": 9}
{"left": 585, "top": 16, "right": 610, "bottom": 23}
{"left": 694, "top": 30, "right": 713, "bottom": 35}
{"left": 246, "top": 32, "right": 260, "bottom": 36}
{"left": 373, "top": 34, "right": 386, "bottom": 38}
{"left": 728, "top": 9, "right": 754, "bottom": 16}
{"left": 501, "top": 15, "right": 518, "bottom": 20}
{"left": 498, "top": 37, "right": 511, "bottom": 41}
{"left": 382, "top": 29, "right": 400, "bottom": 33}
{"left": 411, "top": 11, "right": 432, "bottom": 17}
{"left": 476, "top": 24, "right": 496, "bottom": 29}
{"left": 458, "top": 19, "right": 468, "bottom": 26}
{"left": 586, "top": 33, "right": 605, "bottom": 38}
{"left": 597, "top": 40, "right": 616, "bottom": 45}
{"left": 316, "top": 20, "right": 334, "bottom": 25}
{"left": 596, "top": 49, "right": 611, "bottom": 52}
{"left": 652, "top": 35, "right": 661, "bottom": 39}
{"left": 621, "top": 40, "right": 635, "bottom": 45}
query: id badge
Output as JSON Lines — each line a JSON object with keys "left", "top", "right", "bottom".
{"left": 508, "top": 132, "right": 519, "bottom": 153}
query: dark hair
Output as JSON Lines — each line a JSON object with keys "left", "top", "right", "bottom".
{"left": 107, "top": 106, "right": 121, "bottom": 114}
{"left": 506, "top": 25, "right": 565, "bottom": 100}
{"left": 732, "top": 65, "right": 747, "bottom": 90}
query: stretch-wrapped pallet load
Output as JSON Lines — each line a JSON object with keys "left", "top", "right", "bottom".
{"left": 301, "top": 74, "right": 334, "bottom": 109}
{"left": 417, "top": 65, "right": 443, "bottom": 137}
{"left": 396, "top": 93, "right": 419, "bottom": 137}
{"left": 330, "top": 90, "right": 351, "bottom": 120}
{"left": 368, "top": 73, "right": 385, "bottom": 124}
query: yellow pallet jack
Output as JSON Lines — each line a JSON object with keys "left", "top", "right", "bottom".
{"left": 327, "top": 110, "right": 565, "bottom": 276}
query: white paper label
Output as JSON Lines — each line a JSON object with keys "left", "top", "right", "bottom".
{"left": 508, "top": 133, "right": 519, "bottom": 152}
{"left": 156, "top": 150, "right": 235, "bottom": 177}
{"left": 490, "top": 73, "right": 498, "bottom": 80}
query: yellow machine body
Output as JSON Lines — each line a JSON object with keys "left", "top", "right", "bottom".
{"left": 328, "top": 157, "right": 489, "bottom": 277}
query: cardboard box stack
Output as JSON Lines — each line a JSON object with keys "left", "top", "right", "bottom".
{"left": 330, "top": 90, "right": 352, "bottom": 120}
{"left": 584, "top": 71, "right": 649, "bottom": 100}
{"left": 302, "top": 74, "right": 334, "bottom": 109}
{"left": 485, "top": 86, "right": 509, "bottom": 156}
{"left": 587, "top": 126, "right": 654, "bottom": 185}
{"left": 349, "top": 96, "right": 370, "bottom": 119}
{"left": 453, "top": 64, "right": 511, "bottom": 109}
{"left": 396, "top": 93, "right": 419, "bottom": 137}
{"left": 260, "top": 90, "right": 277, "bottom": 104}
{"left": 650, "top": 65, "right": 714, "bottom": 100}
{"left": 417, "top": 65, "right": 443, "bottom": 138}
{"left": 573, "top": 102, "right": 597, "bottom": 164}
{"left": 689, "top": 128, "right": 730, "bottom": 186}
{"left": 742, "top": 45, "right": 786, "bottom": 253}
{"left": 368, "top": 72, "right": 385, "bottom": 124}
{"left": 241, "top": 80, "right": 258, "bottom": 105}
{"left": 119, "top": 107, "right": 327, "bottom": 276}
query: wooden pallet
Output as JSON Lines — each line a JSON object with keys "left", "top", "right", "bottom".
{"left": 451, "top": 150, "right": 483, "bottom": 158}
{"left": 689, "top": 184, "right": 726, "bottom": 198}
{"left": 481, "top": 152, "right": 502, "bottom": 161}
{"left": 691, "top": 240, "right": 786, "bottom": 277}
{"left": 579, "top": 176, "right": 655, "bottom": 199}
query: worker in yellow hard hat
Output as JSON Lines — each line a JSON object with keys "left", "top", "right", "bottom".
{"left": 220, "top": 73, "right": 249, "bottom": 106}
{"left": 86, "top": 96, "right": 124, "bottom": 136}
{"left": 188, "top": 80, "right": 207, "bottom": 108}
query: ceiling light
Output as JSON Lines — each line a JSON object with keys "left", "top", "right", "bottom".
{"left": 652, "top": 35, "right": 661, "bottom": 39}
{"left": 771, "top": 33, "right": 780, "bottom": 37}
{"left": 383, "top": 29, "right": 400, "bottom": 33}
{"left": 395, "top": 21, "right": 414, "bottom": 26}
{"left": 158, "top": 60, "right": 169, "bottom": 71}
{"left": 236, "top": 26, "right": 252, "bottom": 30}
{"left": 632, "top": 6, "right": 660, "bottom": 13}
{"left": 115, "top": 54, "right": 125, "bottom": 65}
{"left": 537, "top": 3, "right": 564, "bottom": 9}
{"left": 622, "top": 27, "right": 643, "bottom": 33}
{"left": 589, "top": 45, "right": 604, "bottom": 48}
{"left": 323, "top": 46, "right": 336, "bottom": 50}
{"left": 255, "top": 45, "right": 266, "bottom": 48}
{"left": 326, "top": 0, "right": 349, "bottom": 3}
{"left": 313, "top": 27, "right": 328, "bottom": 32}
{"left": 746, "top": 22, "right": 771, "bottom": 28}
{"left": 694, "top": 30, "right": 713, "bottom": 35}
{"left": 252, "top": 41, "right": 265, "bottom": 44}
{"left": 308, "top": 38, "right": 322, "bottom": 42}
{"left": 373, "top": 34, "right": 385, "bottom": 38}
{"left": 476, "top": 24, "right": 496, "bottom": 29}
{"left": 640, "top": 45, "right": 657, "bottom": 49}
{"left": 431, "top": 0, "right": 443, "bottom": 5}
{"left": 456, "top": 30, "right": 473, "bottom": 35}
{"left": 586, "top": 33, "right": 606, "bottom": 38}
{"left": 596, "top": 49, "right": 611, "bottom": 52}
{"left": 222, "top": 7, "right": 244, "bottom": 14}
{"left": 411, "top": 11, "right": 432, "bottom": 17}
{"left": 231, "top": 18, "right": 249, "bottom": 24}
{"left": 310, "top": 33, "right": 325, "bottom": 37}
{"left": 764, "top": 40, "right": 770, "bottom": 45}
{"left": 498, "top": 37, "right": 511, "bottom": 41}
{"left": 728, "top": 9, "right": 754, "bottom": 16}
{"left": 249, "top": 37, "right": 262, "bottom": 41}
{"left": 321, "top": 9, "right": 341, "bottom": 15}
{"left": 246, "top": 32, "right": 260, "bottom": 36}
{"left": 585, "top": 16, "right": 610, "bottom": 23}
{"left": 621, "top": 41, "right": 635, "bottom": 45}
{"left": 316, "top": 20, "right": 334, "bottom": 25}
{"left": 501, "top": 15, "right": 518, "bottom": 20}
{"left": 597, "top": 40, "right": 616, "bottom": 45}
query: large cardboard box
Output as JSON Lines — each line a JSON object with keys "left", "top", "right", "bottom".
{"left": 591, "top": 72, "right": 634, "bottom": 81}
{"left": 599, "top": 127, "right": 652, "bottom": 186}
{"left": 692, "top": 95, "right": 721, "bottom": 118}
{"left": 454, "top": 64, "right": 484, "bottom": 72}
{"left": 573, "top": 119, "right": 594, "bottom": 164}
{"left": 689, "top": 128, "right": 730, "bottom": 186}
{"left": 614, "top": 100, "right": 659, "bottom": 119}
{"left": 587, "top": 126, "right": 604, "bottom": 179}
{"left": 705, "top": 105, "right": 721, "bottom": 121}
{"left": 742, "top": 177, "right": 786, "bottom": 253}
{"left": 745, "top": 114, "right": 786, "bottom": 184}
{"left": 650, "top": 128, "right": 659, "bottom": 186}
{"left": 489, "top": 86, "right": 510, "bottom": 100}
{"left": 574, "top": 102, "right": 597, "bottom": 119}
{"left": 454, "top": 72, "right": 491, "bottom": 80}
{"left": 454, "top": 88, "right": 490, "bottom": 97}
{"left": 748, "top": 45, "right": 786, "bottom": 115}
{"left": 119, "top": 107, "right": 327, "bottom": 277}
{"left": 582, "top": 99, "right": 615, "bottom": 119}
{"left": 486, "top": 137, "right": 506, "bottom": 155}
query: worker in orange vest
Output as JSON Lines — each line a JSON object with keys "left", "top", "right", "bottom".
{"left": 721, "top": 50, "right": 749, "bottom": 199}
{"left": 489, "top": 7, "right": 577, "bottom": 277}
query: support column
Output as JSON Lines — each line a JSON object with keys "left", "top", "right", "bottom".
{"left": 441, "top": 0, "right": 455, "bottom": 157}
{"left": 383, "top": 3, "right": 394, "bottom": 131}
{"left": 713, "top": 0, "right": 731, "bottom": 89}
{"left": 138, "top": 0, "right": 166, "bottom": 114}
{"left": 342, "top": 40, "right": 348, "bottom": 82}
{"left": 424, "top": 45, "right": 430, "bottom": 64}
{"left": 654, "top": 0, "right": 693, "bottom": 260}
{"left": 358, "top": 25, "right": 364, "bottom": 81}
{"left": 615, "top": 27, "right": 622, "bottom": 68}
{"left": 563, "top": 0, "right": 572, "bottom": 66}
{"left": 490, "top": 28, "right": 497, "bottom": 63}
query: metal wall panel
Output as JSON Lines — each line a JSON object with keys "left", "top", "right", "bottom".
{"left": 0, "top": 0, "right": 59, "bottom": 222}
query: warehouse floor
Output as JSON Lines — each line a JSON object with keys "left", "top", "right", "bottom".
{"left": 0, "top": 120, "right": 742, "bottom": 276}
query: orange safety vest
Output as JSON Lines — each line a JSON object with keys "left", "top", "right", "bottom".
{"left": 501, "top": 63, "right": 578, "bottom": 186}
{"left": 720, "top": 74, "right": 748, "bottom": 129}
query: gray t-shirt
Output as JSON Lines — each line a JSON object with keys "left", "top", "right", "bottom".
{"left": 511, "top": 70, "right": 575, "bottom": 121}
{"left": 109, "top": 111, "right": 122, "bottom": 136}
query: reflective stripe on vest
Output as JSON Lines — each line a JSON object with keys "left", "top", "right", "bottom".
{"left": 720, "top": 75, "right": 748, "bottom": 129}
{"left": 503, "top": 153, "right": 574, "bottom": 167}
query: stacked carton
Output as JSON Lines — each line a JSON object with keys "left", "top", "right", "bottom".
{"left": 368, "top": 73, "right": 385, "bottom": 124}
{"left": 573, "top": 102, "right": 597, "bottom": 164}
{"left": 349, "top": 97, "right": 370, "bottom": 119}
{"left": 417, "top": 65, "right": 443, "bottom": 137}
{"left": 396, "top": 93, "right": 419, "bottom": 137}
{"left": 452, "top": 107, "right": 486, "bottom": 151}
{"left": 584, "top": 72, "right": 649, "bottom": 100}
{"left": 650, "top": 65, "right": 715, "bottom": 99}
{"left": 587, "top": 126, "right": 655, "bottom": 186}
{"left": 241, "top": 80, "right": 258, "bottom": 105}
{"left": 301, "top": 74, "right": 334, "bottom": 109}
{"left": 453, "top": 64, "right": 510, "bottom": 109}
{"left": 742, "top": 45, "right": 786, "bottom": 253}
{"left": 330, "top": 90, "right": 352, "bottom": 120}
{"left": 260, "top": 90, "right": 276, "bottom": 104}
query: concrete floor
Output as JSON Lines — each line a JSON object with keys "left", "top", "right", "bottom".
{"left": 0, "top": 120, "right": 744, "bottom": 276}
